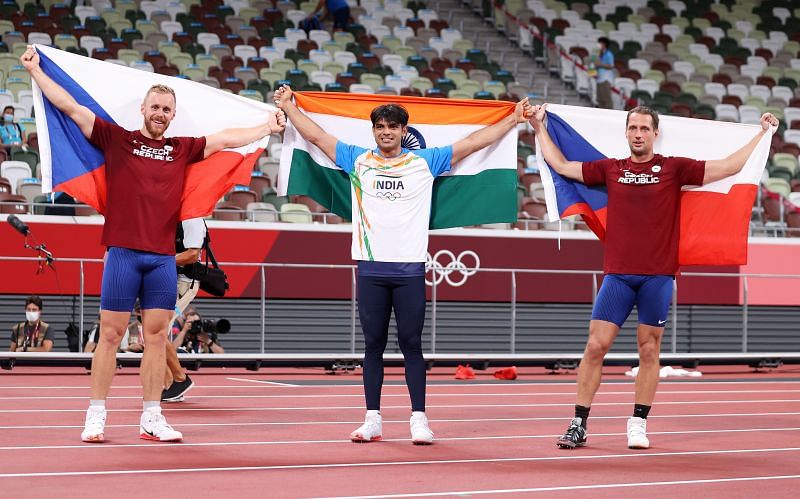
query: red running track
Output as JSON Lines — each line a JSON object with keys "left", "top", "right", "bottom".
{"left": 1, "top": 365, "right": 799, "bottom": 498}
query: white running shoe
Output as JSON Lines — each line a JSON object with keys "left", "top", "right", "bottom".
{"left": 350, "top": 410, "right": 382, "bottom": 442}
{"left": 410, "top": 411, "right": 434, "bottom": 445}
{"left": 139, "top": 408, "right": 183, "bottom": 442}
{"left": 627, "top": 416, "right": 649, "bottom": 449}
{"left": 81, "top": 406, "right": 107, "bottom": 443}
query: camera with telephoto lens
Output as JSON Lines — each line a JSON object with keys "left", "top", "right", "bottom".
{"left": 187, "top": 318, "right": 231, "bottom": 343}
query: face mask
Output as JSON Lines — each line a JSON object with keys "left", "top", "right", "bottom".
{"left": 3, "top": 113, "right": 13, "bottom": 122}
{"left": 26, "top": 311, "right": 40, "bottom": 322}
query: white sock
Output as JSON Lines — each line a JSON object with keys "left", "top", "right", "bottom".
{"left": 412, "top": 411, "right": 426, "bottom": 418}
{"left": 143, "top": 401, "right": 160, "bottom": 412}
{"left": 89, "top": 399, "right": 105, "bottom": 409}
{"left": 366, "top": 410, "right": 381, "bottom": 417}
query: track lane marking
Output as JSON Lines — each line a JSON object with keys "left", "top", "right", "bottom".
{"left": 315, "top": 474, "right": 800, "bottom": 498}
{"left": 0, "top": 447, "right": 799, "bottom": 478}
{"left": 2, "top": 399, "right": 798, "bottom": 413}
{"left": 2, "top": 427, "right": 800, "bottom": 451}
{"left": 3, "top": 388, "right": 800, "bottom": 400}
{"left": 2, "top": 411, "right": 799, "bottom": 430}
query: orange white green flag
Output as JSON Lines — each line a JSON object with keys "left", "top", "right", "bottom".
{"left": 277, "top": 92, "right": 519, "bottom": 229}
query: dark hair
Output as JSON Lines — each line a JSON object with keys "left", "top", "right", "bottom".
{"left": 626, "top": 106, "right": 660, "bottom": 130}
{"left": 25, "top": 295, "right": 43, "bottom": 310}
{"left": 598, "top": 37, "right": 610, "bottom": 47}
{"left": 370, "top": 104, "right": 409, "bottom": 127}
{"left": 3, "top": 105, "right": 13, "bottom": 114}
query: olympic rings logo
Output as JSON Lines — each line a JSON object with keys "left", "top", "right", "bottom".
{"left": 425, "top": 250, "right": 480, "bottom": 287}
{"left": 375, "top": 191, "right": 402, "bottom": 201}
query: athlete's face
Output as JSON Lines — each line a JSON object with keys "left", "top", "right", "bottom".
{"left": 140, "top": 91, "right": 176, "bottom": 139}
{"left": 625, "top": 113, "right": 658, "bottom": 157}
{"left": 372, "top": 119, "right": 407, "bottom": 155}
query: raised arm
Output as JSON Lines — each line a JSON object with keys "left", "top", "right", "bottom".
{"left": 703, "top": 113, "right": 777, "bottom": 185}
{"left": 273, "top": 85, "right": 338, "bottom": 163}
{"left": 450, "top": 98, "right": 532, "bottom": 165}
{"left": 203, "top": 109, "right": 285, "bottom": 159}
{"left": 20, "top": 45, "right": 95, "bottom": 139}
{"left": 529, "top": 104, "right": 584, "bottom": 182}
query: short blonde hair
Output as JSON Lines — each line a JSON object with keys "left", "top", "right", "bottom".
{"left": 143, "top": 84, "right": 176, "bottom": 105}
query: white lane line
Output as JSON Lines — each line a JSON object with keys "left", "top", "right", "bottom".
{"left": 315, "top": 474, "right": 800, "bottom": 499}
{"left": 1, "top": 447, "right": 799, "bottom": 478}
{"left": 2, "top": 399, "right": 798, "bottom": 413}
{"left": 3, "top": 411, "right": 800, "bottom": 430}
{"left": 3, "top": 388, "right": 800, "bottom": 400}
{"left": 225, "top": 377, "right": 299, "bottom": 387}
{"left": 1, "top": 380, "right": 800, "bottom": 390}
{"left": 1, "top": 411, "right": 799, "bottom": 430}
{"left": 3, "top": 427, "right": 800, "bottom": 451}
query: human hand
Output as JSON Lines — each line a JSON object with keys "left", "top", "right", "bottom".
{"left": 529, "top": 103, "right": 547, "bottom": 129}
{"left": 760, "top": 113, "right": 778, "bottom": 131}
{"left": 20, "top": 45, "right": 40, "bottom": 72}
{"left": 273, "top": 85, "right": 294, "bottom": 110}
{"left": 269, "top": 109, "right": 286, "bottom": 134}
{"left": 515, "top": 97, "right": 533, "bottom": 123}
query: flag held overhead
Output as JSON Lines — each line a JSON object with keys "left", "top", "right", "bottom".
{"left": 31, "top": 44, "right": 274, "bottom": 220}
{"left": 537, "top": 104, "right": 771, "bottom": 266}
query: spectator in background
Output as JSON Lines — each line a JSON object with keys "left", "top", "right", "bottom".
{"left": 9, "top": 295, "right": 53, "bottom": 352}
{"left": 172, "top": 307, "right": 225, "bottom": 354}
{"left": 0, "top": 105, "right": 26, "bottom": 148}
{"left": 123, "top": 302, "right": 145, "bottom": 353}
{"left": 593, "top": 37, "right": 615, "bottom": 109}
{"left": 308, "top": 0, "right": 351, "bottom": 31}
{"left": 84, "top": 313, "right": 101, "bottom": 353}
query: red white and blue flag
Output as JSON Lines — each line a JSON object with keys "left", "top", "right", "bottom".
{"left": 32, "top": 44, "right": 273, "bottom": 219}
{"left": 538, "top": 104, "right": 772, "bottom": 265}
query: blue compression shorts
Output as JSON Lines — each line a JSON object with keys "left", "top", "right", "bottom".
{"left": 100, "top": 247, "right": 177, "bottom": 312}
{"left": 591, "top": 274, "right": 673, "bottom": 328}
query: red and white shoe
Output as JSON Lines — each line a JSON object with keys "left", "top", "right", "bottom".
{"left": 81, "top": 406, "right": 106, "bottom": 443}
{"left": 140, "top": 407, "right": 182, "bottom": 442}
{"left": 350, "top": 410, "right": 382, "bottom": 442}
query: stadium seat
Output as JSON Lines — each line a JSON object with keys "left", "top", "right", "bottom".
{"left": 279, "top": 202, "right": 312, "bottom": 223}
{"left": 0, "top": 193, "right": 28, "bottom": 214}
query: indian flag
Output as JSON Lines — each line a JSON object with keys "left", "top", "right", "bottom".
{"left": 277, "top": 92, "right": 519, "bottom": 228}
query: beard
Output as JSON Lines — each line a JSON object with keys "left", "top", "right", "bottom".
{"left": 144, "top": 116, "right": 169, "bottom": 138}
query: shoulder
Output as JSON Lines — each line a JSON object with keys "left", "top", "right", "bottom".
{"left": 588, "top": 157, "right": 621, "bottom": 167}
{"left": 662, "top": 155, "right": 698, "bottom": 165}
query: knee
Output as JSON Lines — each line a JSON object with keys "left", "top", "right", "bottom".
{"left": 398, "top": 333, "right": 422, "bottom": 355}
{"left": 99, "top": 327, "right": 124, "bottom": 346}
{"left": 584, "top": 337, "right": 611, "bottom": 361}
{"left": 638, "top": 339, "right": 661, "bottom": 364}
{"left": 143, "top": 330, "right": 166, "bottom": 347}
{"left": 363, "top": 333, "right": 387, "bottom": 353}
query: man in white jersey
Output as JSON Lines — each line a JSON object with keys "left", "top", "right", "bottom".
{"left": 161, "top": 217, "right": 206, "bottom": 402}
{"left": 275, "top": 85, "right": 532, "bottom": 444}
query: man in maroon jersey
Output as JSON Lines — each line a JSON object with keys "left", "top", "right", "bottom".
{"left": 530, "top": 104, "right": 777, "bottom": 449}
{"left": 21, "top": 45, "right": 285, "bottom": 443}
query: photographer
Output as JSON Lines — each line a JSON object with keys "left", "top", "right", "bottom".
{"left": 9, "top": 295, "right": 53, "bottom": 352}
{"left": 172, "top": 307, "right": 226, "bottom": 354}
{"left": 161, "top": 218, "right": 205, "bottom": 402}
{"left": 121, "top": 303, "right": 145, "bottom": 353}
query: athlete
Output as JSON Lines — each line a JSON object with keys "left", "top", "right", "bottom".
{"left": 274, "top": 84, "right": 532, "bottom": 444}
{"left": 530, "top": 104, "right": 777, "bottom": 449}
{"left": 21, "top": 45, "right": 285, "bottom": 443}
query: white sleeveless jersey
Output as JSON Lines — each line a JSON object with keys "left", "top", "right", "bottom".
{"left": 336, "top": 142, "right": 452, "bottom": 262}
